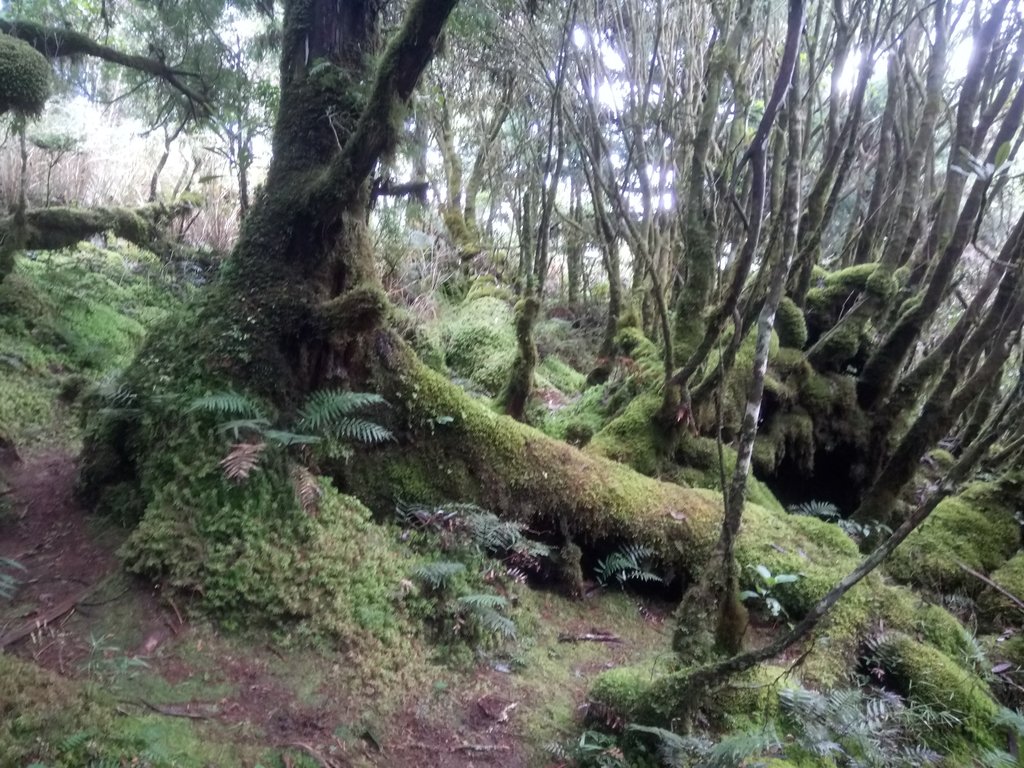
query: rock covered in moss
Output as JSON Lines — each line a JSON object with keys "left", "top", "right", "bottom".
{"left": 439, "top": 295, "right": 516, "bottom": 394}
{"left": 886, "top": 481, "right": 1020, "bottom": 594}
{"left": 868, "top": 632, "right": 999, "bottom": 748}
{"left": 0, "top": 34, "right": 51, "bottom": 116}
{"left": 775, "top": 296, "right": 808, "bottom": 349}
{"left": 978, "top": 552, "right": 1024, "bottom": 628}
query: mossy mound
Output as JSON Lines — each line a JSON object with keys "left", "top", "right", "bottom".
{"left": 586, "top": 392, "right": 668, "bottom": 476}
{"left": 0, "top": 244, "right": 188, "bottom": 450}
{"left": 868, "top": 632, "right": 1000, "bottom": 749}
{"left": 886, "top": 481, "right": 1021, "bottom": 594}
{"left": 0, "top": 33, "right": 51, "bottom": 115}
{"left": 540, "top": 383, "right": 613, "bottom": 444}
{"left": 109, "top": 408, "right": 413, "bottom": 648}
{"left": 588, "top": 662, "right": 790, "bottom": 728}
{"left": 438, "top": 295, "right": 516, "bottom": 394}
{"left": 775, "top": 296, "right": 808, "bottom": 349}
{"left": 536, "top": 356, "right": 585, "bottom": 395}
{"left": 675, "top": 434, "right": 785, "bottom": 514}
{"left": 978, "top": 552, "right": 1024, "bottom": 629}
{"left": 804, "top": 263, "right": 878, "bottom": 317}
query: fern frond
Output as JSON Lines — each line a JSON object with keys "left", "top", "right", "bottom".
{"left": 188, "top": 391, "right": 264, "bottom": 419}
{"left": 217, "top": 417, "right": 270, "bottom": 439}
{"left": 411, "top": 561, "right": 466, "bottom": 589}
{"left": 220, "top": 442, "right": 266, "bottom": 481}
{"left": 323, "top": 417, "right": 392, "bottom": 444}
{"left": 297, "top": 390, "right": 386, "bottom": 431}
{"left": 788, "top": 500, "right": 840, "bottom": 521}
{"left": 467, "top": 606, "right": 516, "bottom": 639}
{"left": 291, "top": 466, "right": 322, "bottom": 515}
{"left": 263, "top": 429, "right": 321, "bottom": 446}
{"left": 705, "top": 725, "right": 780, "bottom": 767}
{"left": 456, "top": 593, "right": 509, "bottom": 611}
{"left": 58, "top": 729, "right": 94, "bottom": 752}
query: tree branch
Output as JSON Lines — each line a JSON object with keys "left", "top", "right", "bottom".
{"left": 0, "top": 18, "right": 210, "bottom": 116}
{"left": 314, "top": 0, "right": 458, "bottom": 213}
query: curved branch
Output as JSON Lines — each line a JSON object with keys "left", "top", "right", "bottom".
{"left": 0, "top": 18, "right": 210, "bottom": 116}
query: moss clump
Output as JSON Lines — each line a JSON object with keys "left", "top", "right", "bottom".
{"left": 804, "top": 263, "right": 878, "bottom": 315}
{"left": 675, "top": 435, "right": 785, "bottom": 514}
{"left": 869, "top": 632, "right": 999, "bottom": 748}
{"left": 586, "top": 392, "right": 667, "bottom": 476}
{"left": 121, "top": 436, "right": 411, "bottom": 648}
{"left": 0, "top": 34, "right": 51, "bottom": 116}
{"left": 753, "top": 408, "right": 814, "bottom": 475}
{"left": 588, "top": 665, "right": 665, "bottom": 722}
{"left": 702, "top": 664, "right": 791, "bottom": 728}
{"left": 886, "top": 481, "right": 1020, "bottom": 594}
{"left": 439, "top": 295, "right": 516, "bottom": 394}
{"left": 537, "top": 356, "right": 585, "bottom": 394}
{"left": 541, "top": 383, "right": 612, "bottom": 442}
{"left": 464, "top": 274, "right": 512, "bottom": 303}
{"left": 774, "top": 296, "right": 808, "bottom": 349}
{"left": 978, "top": 552, "right": 1024, "bottom": 628}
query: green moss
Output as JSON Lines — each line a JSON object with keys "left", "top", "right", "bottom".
{"left": 537, "top": 356, "right": 585, "bottom": 394}
{"left": 122, "top": 439, "right": 412, "bottom": 648}
{"left": 753, "top": 409, "right": 814, "bottom": 475}
{"left": 464, "top": 274, "right": 512, "bottom": 302}
{"left": 346, "top": 347, "right": 726, "bottom": 579}
{"left": 0, "top": 245, "right": 185, "bottom": 450}
{"left": 886, "top": 481, "right": 1020, "bottom": 594}
{"left": 439, "top": 295, "right": 516, "bottom": 394}
{"left": 978, "top": 552, "right": 1024, "bottom": 628}
{"left": 588, "top": 665, "right": 665, "bottom": 722}
{"left": 870, "top": 633, "right": 999, "bottom": 748}
{"left": 0, "top": 653, "right": 273, "bottom": 766}
{"left": 586, "top": 392, "right": 666, "bottom": 476}
{"left": 675, "top": 435, "right": 785, "bottom": 514}
{"left": 541, "top": 383, "right": 611, "bottom": 442}
{"left": 0, "top": 33, "right": 51, "bottom": 115}
{"left": 805, "top": 263, "right": 878, "bottom": 315}
{"left": 775, "top": 296, "right": 808, "bottom": 349}
{"left": 702, "top": 664, "right": 792, "bottom": 728}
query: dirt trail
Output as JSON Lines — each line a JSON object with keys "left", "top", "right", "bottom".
{"left": 0, "top": 453, "right": 530, "bottom": 767}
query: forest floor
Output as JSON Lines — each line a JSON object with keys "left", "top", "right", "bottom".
{"left": 1, "top": 447, "right": 672, "bottom": 767}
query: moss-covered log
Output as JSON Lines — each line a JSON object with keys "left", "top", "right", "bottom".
{"left": 0, "top": 204, "right": 191, "bottom": 254}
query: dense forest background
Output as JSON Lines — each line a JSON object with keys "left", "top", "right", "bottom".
{"left": 3, "top": 0, "right": 1024, "bottom": 765}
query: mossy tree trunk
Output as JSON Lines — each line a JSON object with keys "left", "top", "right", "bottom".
{"left": 166, "top": 0, "right": 460, "bottom": 405}
{"left": 676, "top": 0, "right": 804, "bottom": 660}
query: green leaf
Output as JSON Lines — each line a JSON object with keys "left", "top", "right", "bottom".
{"left": 995, "top": 140, "right": 1012, "bottom": 168}
{"left": 754, "top": 564, "right": 772, "bottom": 582}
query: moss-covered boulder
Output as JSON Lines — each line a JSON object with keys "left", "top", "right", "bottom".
{"left": 438, "top": 295, "right": 516, "bottom": 394}
{"left": 868, "top": 632, "right": 1000, "bottom": 749}
{"left": 978, "top": 552, "right": 1024, "bottom": 629}
{"left": 0, "top": 34, "right": 51, "bottom": 116}
{"left": 886, "top": 481, "right": 1021, "bottom": 594}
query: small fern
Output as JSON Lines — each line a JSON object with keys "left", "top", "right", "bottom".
{"left": 58, "top": 729, "right": 94, "bottom": 753}
{"left": 188, "top": 391, "right": 263, "bottom": 418}
{"left": 411, "top": 561, "right": 466, "bottom": 589}
{"left": 788, "top": 499, "right": 841, "bottom": 521}
{"left": 594, "top": 544, "right": 662, "bottom": 587}
{"left": 296, "top": 391, "right": 392, "bottom": 444}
